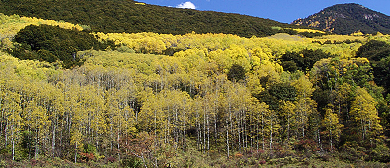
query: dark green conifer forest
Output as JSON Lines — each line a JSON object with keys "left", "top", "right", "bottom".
{"left": 0, "top": 0, "right": 324, "bottom": 38}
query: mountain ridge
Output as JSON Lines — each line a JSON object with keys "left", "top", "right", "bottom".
{"left": 0, "top": 0, "right": 311, "bottom": 38}
{"left": 292, "top": 3, "right": 390, "bottom": 35}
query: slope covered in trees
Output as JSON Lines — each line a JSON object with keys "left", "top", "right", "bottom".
{"left": 1, "top": 14, "right": 390, "bottom": 167}
{"left": 0, "top": 0, "right": 322, "bottom": 38}
{"left": 293, "top": 3, "right": 390, "bottom": 35}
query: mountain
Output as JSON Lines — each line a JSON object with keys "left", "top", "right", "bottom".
{"left": 292, "top": 3, "right": 390, "bottom": 35}
{"left": 0, "top": 0, "right": 307, "bottom": 38}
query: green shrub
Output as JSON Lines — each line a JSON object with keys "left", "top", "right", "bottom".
{"left": 11, "top": 24, "right": 115, "bottom": 68}
{"left": 120, "top": 157, "right": 142, "bottom": 168}
{"left": 370, "top": 144, "right": 390, "bottom": 162}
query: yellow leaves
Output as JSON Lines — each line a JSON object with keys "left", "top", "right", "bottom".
{"left": 0, "top": 13, "right": 83, "bottom": 38}
{"left": 315, "top": 34, "right": 365, "bottom": 42}
{"left": 207, "top": 44, "right": 251, "bottom": 73}
{"left": 0, "top": 38, "right": 14, "bottom": 50}
{"left": 0, "top": 52, "right": 18, "bottom": 65}
{"left": 21, "top": 17, "right": 83, "bottom": 30}
{"left": 351, "top": 31, "right": 364, "bottom": 36}
{"left": 293, "top": 28, "right": 325, "bottom": 34}
{"left": 351, "top": 87, "right": 378, "bottom": 119}
{"left": 84, "top": 24, "right": 373, "bottom": 79}
{"left": 353, "top": 57, "right": 370, "bottom": 65}
{"left": 208, "top": 49, "right": 232, "bottom": 73}
{"left": 280, "top": 101, "right": 296, "bottom": 117}
{"left": 173, "top": 49, "right": 207, "bottom": 71}
{"left": 252, "top": 62, "right": 280, "bottom": 82}
{"left": 3, "top": 90, "right": 23, "bottom": 127}
{"left": 309, "top": 35, "right": 364, "bottom": 58}
{"left": 375, "top": 32, "right": 384, "bottom": 36}
{"left": 321, "top": 107, "right": 343, "bottom": 150}
{"left": 292, "top": 75, "right": 315, "bottom": 98}
{"left": 246, "top": 73, "right": 265, "bottom": 96}
{"left": 249, "top": 47, "right": 269, "bottom": 65}
{"left": 83, "top": 50, "right": 161, "bottom": 75}
{"left": 0, "top": 52, "right": 60, "bottom": 80}
{"left": 70, "top": 129, "right": 83, "bottom": 148}
{"left": 93, "top": 30, "right": 322, "bottom": 74}
{"left": 139, "top": 89, "right": 192, "bottom": 134}
{"left": 225, "top": 44, "right": 248, "bottom": 60}
{"left": 30, "top": 105, "right": 51, "bottom": 130}
{"left": 322, "top": 108, "right": 343, "bottom": 135}
{"left": 268, "top": 33, "right": 305, "bottom": 42}
{"left": 351, "top": 87, "right": 382, "bottom": 139}
{"left": 94, "top": 32, "right": 176, "bottom": 54}
{"left": 4, "top": 12, "right": 390, "bottom": 156}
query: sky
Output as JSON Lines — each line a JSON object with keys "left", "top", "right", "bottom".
{"left": 138, "top": 0, "right": 390, "bottom": 23}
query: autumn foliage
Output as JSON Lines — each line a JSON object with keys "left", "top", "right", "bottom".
{"left": 0, "top": 13, "right": 389, "bottom": 167}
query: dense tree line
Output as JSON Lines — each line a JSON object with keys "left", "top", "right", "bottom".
{"left": 0, "top": 0, "right": 323, "bottom": 38}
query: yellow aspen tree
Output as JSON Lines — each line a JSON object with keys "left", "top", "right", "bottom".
{"left": 104, "top": 88, "right": 124, "bottom": 156}
{"left": 292, "top": 75, "right": 315, "bottom": 99}
{"left": 248, "top": 101, "right": 269, "bottom": 150}
{"left": 27, "top": 102, "right": 51, "bottom": 159}
{"left": 138, "top": 92, "right": 160, "bottom": 132}
{"left": 350, "top": 87, "right": 382, "bottom": 145}
{"left": 50, "top": 84, "right": 65, "bottom": 158}
{"left": 280, "top": 100, "right": 296, "bottom": 142}
{"left": 234, "top": 84, "right": 253, "bottom": 151}
{"left": 173, "top": 90, "right": 192, "bottom": 150}
{"left": 295, "top": 97, "right": 317, "bottom": 139}
{"left": 192, "top": 95, "right": 205, "bottom": 152}
{"left": 0, "top": 73, "right": 5, "bottom": 149}
{"left": 114, "top": 82, "right": 137, "bottom": 149}
{"left": 66, "top": 84, "right": 84, "bottom": 163}
{"left": 70, "top": 128, "right": 83, "bottom": 163}
{"left": 249, "top": 96, "right": 279, "bottom": 151}
{"left": 334, "top": 83, "right": 353, "bottom": 123}
{"left": 3, "top": 89, "right": 23, "bottom": 160}
{"left": 266, "top": 109, "right": 280, "bottom": 150}
{"left": 322, "top": 106, "right": 343, "bottom": 151}
{"left": 36, "top": 82, "right": 58, "bottom": 158}
{"left": 291, "top": 75, "right": 317, "bottom": 140}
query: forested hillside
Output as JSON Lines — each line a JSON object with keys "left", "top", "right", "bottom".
{"left": 293, "top": 3, "right": 390, "bottom": 35}
{"left": 0, "top": 0, "right": 321, "bottom": 38}
{"left": 1, "top": 13, "right": 390, "bottom": 167}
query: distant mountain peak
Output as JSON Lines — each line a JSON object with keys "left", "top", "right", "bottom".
{"left": 292, "top": 3, "right": 390, "bottom": 35}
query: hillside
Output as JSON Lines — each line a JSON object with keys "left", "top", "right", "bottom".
{"left": 1, "top": 13, "right": 390, "bottom": 168}
{"left": 293, "top": 3, "right": 390, "bottom": 35}
{"left": 0, "top": 0, "right": 312, "bottom": 38}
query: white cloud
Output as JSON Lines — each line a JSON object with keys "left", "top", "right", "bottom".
{"left": 176, "top": 1, "right": 196, "bottom": 9}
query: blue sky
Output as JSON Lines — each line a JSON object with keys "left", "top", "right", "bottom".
{"left": 139, "top": 0, "right": 390, "bottom": 23}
